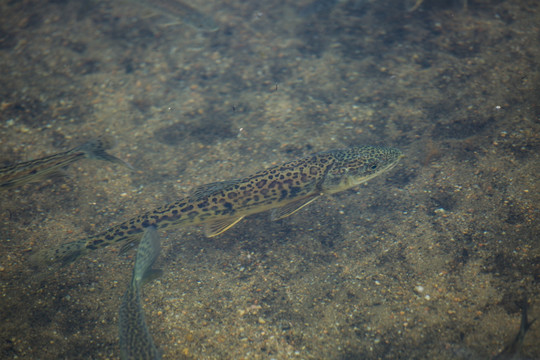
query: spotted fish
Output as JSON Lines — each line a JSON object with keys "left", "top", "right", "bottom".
{"left": 0, "top": 137, "right": 132, "bottom": 190}
{"left": 33, "top": 145, "right": 402, "bottom": 265}
{"left": 119, "top": 226, "right": 162, "bottom": 360}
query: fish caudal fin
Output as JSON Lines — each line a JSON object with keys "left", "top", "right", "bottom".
{"left": 29, "top": 239, "right": 88, "bottom": 267}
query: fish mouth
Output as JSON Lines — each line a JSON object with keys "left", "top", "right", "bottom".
{"left": 382, "top": 154, "right": 403, "bottom": 173}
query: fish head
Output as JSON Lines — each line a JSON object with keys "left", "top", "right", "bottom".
{"left": 320, "top": 145, "right": 403, "bottom": 194}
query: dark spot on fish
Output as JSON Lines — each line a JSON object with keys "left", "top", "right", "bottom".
{"left": 181, "top": 205, "right": 194, "bottom": 212}
{"left": 198, "top": 201, "right": 209, "bottom": 208}
{"left": 256, "top": 179, "right": 267, "bottom": 188}
{"left": 228, "top": 192, "right": 237, "bottom": 199}
{"left": 290, "top": 186, "right": 301, "bottom": 197}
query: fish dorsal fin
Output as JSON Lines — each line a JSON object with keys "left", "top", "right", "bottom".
{"left": 191, "top": 179, "right": 241, "bottom": 201}
{"left": 270, "top": 195, "right": 321, "bottom": 221}
{"left": 204, "top": 215, "right": 245, "bottom": 237}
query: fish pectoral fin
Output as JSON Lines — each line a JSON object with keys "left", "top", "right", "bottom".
{"left": 204, "top": 216, "right": 245, "bottom": 237}
{"left": 271, "top": 195, "right": 321, "bottom": 221}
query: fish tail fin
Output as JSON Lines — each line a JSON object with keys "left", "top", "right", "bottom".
{"left": 75, "top": 136, "right": 134, "bottom": 170}
{"left": 29, "top": 239, "right": 88, "bottom": 267}
{"left": 140, "top": 269, "right": 163, "bottom": 287}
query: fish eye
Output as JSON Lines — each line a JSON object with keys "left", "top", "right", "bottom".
{"left": 370, "top": 163, "right": 378, "bottom": 170}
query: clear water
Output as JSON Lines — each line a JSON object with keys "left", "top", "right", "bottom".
{"left": 0, "top": 0, "right": 538, "bottom": 358}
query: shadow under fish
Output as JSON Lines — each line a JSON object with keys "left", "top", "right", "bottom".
{"left": 119, "top": 225, "right": 163, "bottom": 360}
{"left": 0, "top": 136, "right": 132, "bottom": 191}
